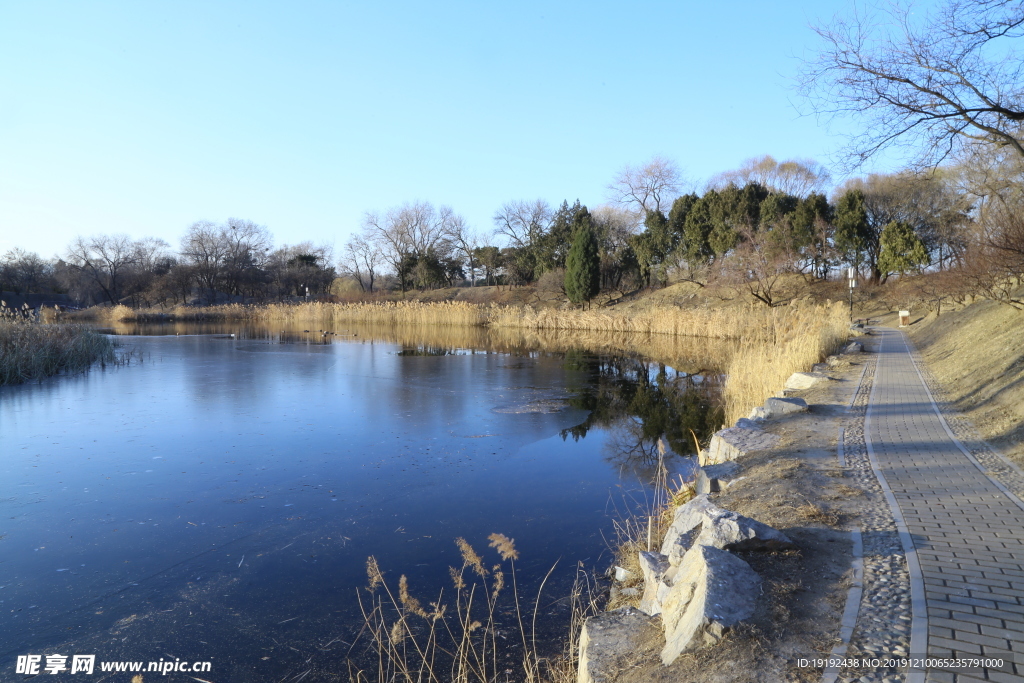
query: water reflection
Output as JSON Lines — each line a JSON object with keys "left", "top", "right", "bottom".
{"left": 0, "top": 322, "right": 729, "bottom": 682}
{"left": 559, "top": 352, "right": 724, "bottom": 475}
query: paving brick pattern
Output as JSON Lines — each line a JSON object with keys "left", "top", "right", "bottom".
{"left": 868, "top": 328, "right": 1024, "bottom": 682}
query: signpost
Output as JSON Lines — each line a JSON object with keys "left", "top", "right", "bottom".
{"left": 848, "top": 267, "right": 857, "bottom": 323}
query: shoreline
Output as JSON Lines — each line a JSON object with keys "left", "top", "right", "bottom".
{"left": 580, "top": 333, "right": 876, "bottom": 682}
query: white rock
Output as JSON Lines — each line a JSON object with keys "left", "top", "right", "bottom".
{"left": 660, "top": 545, "right": 761, "bottom": 664}
{"left": 638, "top": 551, "right": 672, "bottom": 616}
{"left": 661, "top": 495, "right": 796, "bottom": 566}
{"left": 577, "top": 607, "right": 660, "bottom": 683}
{"left": 784, "top": 372, "right": 829, "bottom": 391}
{"left": 701, "top": 461, "right": 742, "bottom": 482}
{"left": 763, "top": 396, "right": 809, "bottom": 418}
{"left": 705, "top": 426, "right": 780, "bottom": 463}
{"left": 843, "top": 341, "right": 863, "bottom": 354}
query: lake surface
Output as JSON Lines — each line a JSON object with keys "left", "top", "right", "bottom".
{"left": 0, "top": 323, "right": 724, "bottom": 681}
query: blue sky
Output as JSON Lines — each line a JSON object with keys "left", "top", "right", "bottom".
{"left": 0, "top": 0, "right": 904, "bottom": 258}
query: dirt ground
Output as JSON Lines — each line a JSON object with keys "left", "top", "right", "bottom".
{"left": 599, "top": 347, "right": 888, "bottom": 683}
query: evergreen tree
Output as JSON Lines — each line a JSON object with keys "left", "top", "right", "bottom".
{"left": 682, "top": 194, "right": 715, "bottom": 264}
{"left": 535, "top": 200, "right": 583, "bottom": 274}
{"left": 564, "top": 208, "right": 600, "bottom": 306}
{"left": 834, "top": 189, "right": 871, "bottom": 275}
{"left": 878, "top": 220, "right": 929, "bottom": 281}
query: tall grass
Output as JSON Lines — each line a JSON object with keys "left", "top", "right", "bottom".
{"left": 0, "top": 317, "right": 115, "bottom": 385}
{"left": 351, "top": 535, "right": 596, "bottom": 683}
{"left": 79, "top": 302, "right": 491, "bottom": 327}
{"left": 78, "top": 299, "right": 831, "bottom": 342}
{"left": 723, "top": 301, "right": 849, "bottom": 424}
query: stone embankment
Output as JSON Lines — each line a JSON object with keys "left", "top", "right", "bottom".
{"left": 577, "top": 340, "right": 865, "bottom": 683}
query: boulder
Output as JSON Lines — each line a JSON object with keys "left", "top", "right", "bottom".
{"left": 694, "top": 468, "right": 715, "bottom": 495}
{"left": 697, "top": 461, "right": 744, "bottom": 494}
{"left": 784, "top": 371, "right": 829, "bottom": 391}
{"left": 843, "top": 341, "right": 863, "bottom": 354}
{"left": 638, "top": 551, "right": 673, "bottom": 616}
{"left": 577, "top": 607, "right": 661, "bottom": 683}
{"left": 661, "top": 495, "right": 796, "bottom": 566}
{"left": 763, "top": 396, "right": 809, "bottom": 418}
{"left": 706, "top": 426, "right": 780, "bottom": 463}
{"left": 702, "top": 461, "right": 741, "bottom": 483}
{"left": 660, "top": 545, "right": 761, "bottom": 664}
{"left": 732, "top": 417, "right": 762, "bottom": 430}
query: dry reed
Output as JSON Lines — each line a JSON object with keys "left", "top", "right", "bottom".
{"left": 79, "top": 299, "right": 835, "bottom": 343}
{"left": 722, "top": 301, "right": 849, "bottom": 424}
{"left": 0, "top": 318, "right": 115, "bottom": 385}
{"left": 352, "top": 536, "right": 595, "bottom": 683}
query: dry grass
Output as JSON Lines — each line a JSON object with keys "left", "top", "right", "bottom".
{"left": 606, "top": 461, "right": 697, "bottom": 612}
{"left": 0, "top": 315, "right": 115, "bottom": 385}
{"left": 350, "top": 536, "right": 597, "bottom": 683}
{"left": 796, "top": 501, "right": 842, "bottom": 527}
{"left": 723, "top": 301, "right": 849, "bottom": 424}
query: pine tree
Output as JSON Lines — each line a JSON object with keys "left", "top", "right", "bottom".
{"left": 878, "top": 220, "right": 928, "bottom": 281}
{"left": 834, "top": 189, "right": 871, "bottom": 276}
{"left": 564, "top": 208, "right": 600, "bottom": 306}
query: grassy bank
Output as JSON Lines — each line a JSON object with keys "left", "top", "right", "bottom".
{"left": 906, "top": 296, "right": 1024, "bottom": 464}
{"left": 0, "top": 320, "right": 115, "bottom": 385}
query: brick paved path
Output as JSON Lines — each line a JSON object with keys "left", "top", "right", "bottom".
{"left": 867, "top": 327, "right": 1024, "bottom": 682}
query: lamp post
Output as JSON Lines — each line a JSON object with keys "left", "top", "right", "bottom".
{"left": 848, "top": 267, "right": 857, "bottom": 323}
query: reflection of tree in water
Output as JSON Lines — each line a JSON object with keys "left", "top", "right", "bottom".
{"left": 397, "top": 345, "right": 458, "bottom": 356}
{"left": 559, "top": 351, "right": 724, "bottom": 471}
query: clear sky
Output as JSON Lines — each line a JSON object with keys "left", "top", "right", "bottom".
{"left": 0, "top": 0, "right": 904, "bottom": 259}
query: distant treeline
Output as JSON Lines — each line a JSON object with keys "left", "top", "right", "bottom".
{"left": 3, "top": 154, "right": 1023, "bottom": 309}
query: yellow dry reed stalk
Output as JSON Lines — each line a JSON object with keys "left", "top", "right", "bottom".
{"left": 0, "top": 320, "right": 115, "bottom": 385}
{"left": 487, "top": 304, "right": 768, "bottom": 339}
{"left": 722, "top": 301, "right": 848, "bottom": 425}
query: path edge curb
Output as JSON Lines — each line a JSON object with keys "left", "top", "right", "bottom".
{"left": 863, "top": 330, "right": 928, "bottom": 683}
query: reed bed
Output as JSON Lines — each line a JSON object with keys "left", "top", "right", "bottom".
{"left": 86, "top": 298, "right": 836, "bottom": 337}
{"left": 80, "top": 301, "right": 491, "bottom": 327}
{"left": 723, "top": 301, "right": 849, "bottom": 425}
{"left": 488, "top": 304, "right": 769, "bottom": 340}
{"left": 0, "top": 319, "right": 115, "bottom": 385}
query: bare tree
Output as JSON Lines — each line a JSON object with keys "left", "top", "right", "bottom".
{"left": 340, "top": 233, "right": 382, "bottom": 293}
{"left": 221, "top": 218, "right": 272, "bottom": 296}
{"left": 178, "top": 219, "right": 273, "bottom": 298}
{"left": 363, "top": 202, "right": 459, "bottom": 292}
{"left": 65, "top": 234, "right": 141, "bottom": 305}
{"left": 802, "top": 0, "right": 1024, "bottom": 168}
{"left": 714, "top": 226, "right": 797, "bottom": 307}
{"left": 123, "top": 237, "right": 173, "bottom": 306}
{"left": 591, "top": 205, "right": 640, "bottom": 291}
{"left": 180, "top": 221, "right": 227, "bottom": 293}
{"left": 269, "top": 242, "right": 335, "bottom": 297}
{"left": 0, "top": 248, "right": 53, "bottom": 294}
{"left": 443, "top": 214, "right": 481, "bottom": 286}
{"left": 607, "top": 156, "right": 682, "bottom": 215}
{"left": 492, "top": 199, "right": 551, "bottom": 249}
{"left": 709, "top": 155, "right": 831, "bottom": 197}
